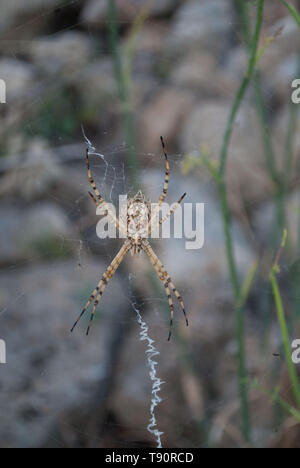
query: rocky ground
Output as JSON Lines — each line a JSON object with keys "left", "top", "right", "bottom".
{"left": 0, "top": 0, "right": 300, "bottom": 448}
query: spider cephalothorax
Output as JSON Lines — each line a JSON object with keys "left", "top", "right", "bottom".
{"left": 71, "top": 136, "right": 188, "bottom": 340}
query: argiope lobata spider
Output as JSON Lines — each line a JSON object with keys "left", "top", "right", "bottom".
{"left": 71, "top": 136, "right": 188, "bottom": 340}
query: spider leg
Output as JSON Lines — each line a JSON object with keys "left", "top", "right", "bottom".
{"left": 86, "top": 150, "right": 126, "bottom": 235}
{"left": 149, "top": 192, "right": 186, "bottom": 235}
{"left": 158, "top": 270, "right": 175, "bottom": 341}
{"left": 158, "top": 136, "right": 170, "bottom": 206}
{"left": 159, "top": 192, "right": 186, "bottom": 225}
{"left": 88, "top": 191, "right": 116, "bottom": 233}
{"left": 71, "top": 240, "right": 130, "bottom": 334}
{"left": 147, "top": 136, "right": 171, "bottom": 236}
{"left": 142, "top": 240, "right": 188, "bottom": 340}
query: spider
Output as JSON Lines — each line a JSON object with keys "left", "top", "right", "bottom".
{"left": 71, "top": 136, "right": 188, "bottom": 340}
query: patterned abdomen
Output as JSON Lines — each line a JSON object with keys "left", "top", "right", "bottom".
{"left": 127, "top": 200, "right": 150, "bottom": 241}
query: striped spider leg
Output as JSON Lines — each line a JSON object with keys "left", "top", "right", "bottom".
{"left": 157, "top": 192, "right": 186, "bottom": 227}
{"left": 142, "top": 239, "right": 188, "bottom": 341}
{"left": 71, "top": 151, "right": 128, "bottom": 335}
{"left": 147, "top": 136, "right": 170, "bottom": 236}
{"left": 145, "top": 137, "right": 188, "bottom": 339}
{"left": 148, "top": 136, "right": 186, "bottom": 235}
{"left": 71, "top": 240, "right": 131, "bottom": 335}
{"left": 85, "top": 149, "right": 127, "bottom": 236}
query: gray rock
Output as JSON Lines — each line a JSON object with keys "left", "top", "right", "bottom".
{"left": 0, "top": 58, "right": 35, "bottom": 101}
{"left": 0, "top": 0, "right": 61, "bottom": 33}
{"left": 28, "top": 32, "right": 94, "bottom": 77}
{"left": 138, "top": 88, "right": 194, "bottom": 153}
{"left": 268, "top": 53, "right": 299, "bottom": 102}
{"left": 76, "top": 58, "right": 118, "bottom": 108}
{"left": 0, "top": 138, "right": 61, "bottom": 200}
{"left": 0, "top": 259, "right": 126, "bottom": 447}
{"left": 259, "top": 15, "right": 300, "bottom": 85}
{"left": 128, "top": 21, "right": 169, "bottom": 55}
{"left": 180, "top": 101, "right": 274, "bottom": 215}
{"left": 165, "top": 0, "right": 233, "bottom": 57}
{"left": 170, "top": 51, "right": 218, "bottom": 90}
{"left": 81, "top": 0, "right": 179, "bottom": 27}
{"left": 272, "top": 104, "right": 300, "bottom": 174}
{"left": 0, "top": 202, "right": 73, "bottom": 265}
{"left": 170, "top": 47, "right": 248, "bottom": 99}
{"left": 253, "top": 189, "right": 300, "bottom": 253}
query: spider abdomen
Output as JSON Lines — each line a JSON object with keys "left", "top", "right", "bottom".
{"left": 127, "top": 198, "right": 150, "bottom": 240}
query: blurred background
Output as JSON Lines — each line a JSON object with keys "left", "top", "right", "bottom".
{"left": 1, "top": 0, "right": 300, "bottom": 448}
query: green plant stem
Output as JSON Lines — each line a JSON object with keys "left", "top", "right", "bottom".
{"left": 278, "top": 0, "right": 300, "bottom": 227}
{"left": 284, "top": 100, "right": 298, "bottom": 191}
{"left": 219, "top": 1, "right": 264, "bottom": 176}
{"left": 278, "top": 0, "right": 300, "bottom": 28}
{"left": 276, "top": 51, "right": 300, "bottom": 253}
{"left": 217, "top": 0, "right": 265, "bottom": 443}
{"left": 251, "top": 379, "right": 300, "bottom": 423}
{"left": 107, "top": 0, "right": 139, "bottom": 190}
{"left": 298, "top": 189, "right": 300, "bottom": 258}
{"left": 284, "top": 50, "right": 300, "bottom": 188}
{"left": 218, "top": 182, "right": 240, "bottom": 299}
{"left": 253, "top": 76, "right": 280, "bottom": 188}
{"left": 233, "top": 0, "right": 251, "bottom": 45}
{"left": 235, "top": 0, "right": 283, "bottom": 237}
{"left": 270, "top": 268, "right": 300, "bottom": 410}
{"left": 269, "top": 1, "right": 300, "bottom": 237}
{"left": 234, "top": 0, "right": 274, "bottom": 175}
{"left": 217, "top": 177, "right": 251, "bottom": 442}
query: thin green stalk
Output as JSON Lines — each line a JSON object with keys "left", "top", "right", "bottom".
{"left": 270, "top": 230, "right": 300, "bottom": 410}
{"left": 251, "top": 379, "right": 300, "bottom": 424}
{"left": 216, "top": 179, "right": 250, "bottom": 442}
{"left": 234, "top": 0, "right": 278, "bottom": 184}
{"left": 284, "top": 52, "right": 300, "bottom": 191}
{"left": 233, "top": 0, "right": 252, "bottom": 45}
{"left": 270, "top": 273, "right": 300, "bottom": 409}
{"left": 123, "top": 4, "right": 150, "bottom": 91}
{"left": 217, "top": 0, "right": 265, "bottom": 443}
{"left": 284, "top": 98, "right": 299, "bottom": 191}
{"left": 278, "top": 0, "right": 300, "bottom": 28}
{"left": 219, "top": 81, "right": 249, "bottom": 178}
{"left": 107, "top": 0, "right": 139, "bottom": 189}
{"left": 235, "top": 0, "right": 283, "bottom": 235}
{"left": 218, "top": 181, "right": 240, "bottom": 300}
{"left": 253, "top": 76, "right": 281, "bottom": 188}
{"left": 270, "top": 1, "right": 300, "bottom": 236}
{"left": 298, "top": 192, "right": 300, "bottom": 258}
{"left": 277, "top": 49, "right": 300, "bottom": 246}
